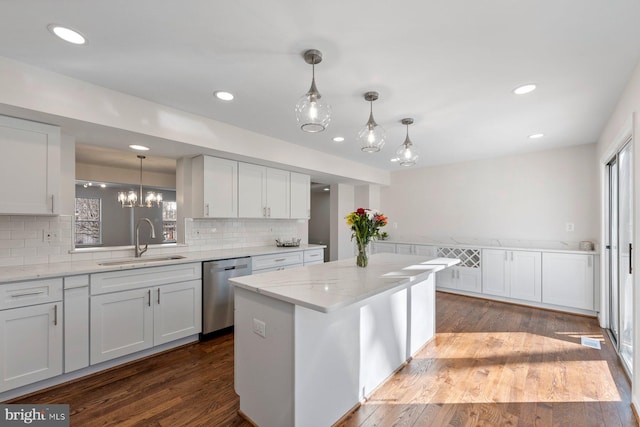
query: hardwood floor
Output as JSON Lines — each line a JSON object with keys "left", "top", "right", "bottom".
{"left": 9, "top": 292, "right": 634, "bottom": 426}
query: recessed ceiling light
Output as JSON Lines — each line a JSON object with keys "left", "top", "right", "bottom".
{"left": 100, "top": 184, "right": 107, "bottom": 188}
{"left": 214, "top": 91, "right": 235, "bottom": 101}
{"left": 332, "top": 136, "right": 345, "bottom": 143}
{"left": 129, "top": 144, "right": 150, "bottom": 151}
{"left": 528, "top": 133, "right": 545, "bottom": 139}
{"left": 47, "top": 24, "right": 86, "bottom": 45}
{"left": 323, "top": 187, "right": 330, "bottom": 191}
{"left": 390, "top": 157, "right": 399, "bottom": 163}
{"left": 513, "top": 84, "right": 537, "bottom": 95}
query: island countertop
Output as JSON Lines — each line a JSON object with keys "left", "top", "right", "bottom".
{"left": 229, "top": 253, "right": 460, "bottom": 313}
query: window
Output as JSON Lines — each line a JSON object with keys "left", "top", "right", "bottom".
{"left": 162, "top": 201, "right": 177, "bottom": 242}
{"left": 75, "top": 197, "right": 102, "bottom": 245}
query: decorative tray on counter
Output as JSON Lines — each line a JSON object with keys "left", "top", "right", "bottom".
{"left": 276, "top": 238, "right": 301, "bottom": 247}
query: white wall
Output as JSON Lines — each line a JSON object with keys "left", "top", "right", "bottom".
{"left": 381, "top": 143, "right": 599, "bottom": 243}
{"left": 595, "top": 60, "right": 640, "bottom": 413}
{"left": 309, "top": 191, "right": 330, "bottom": 261}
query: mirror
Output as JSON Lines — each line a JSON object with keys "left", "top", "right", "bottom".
{"left": 75, "top": 181, "right": 177, "bottom": 247}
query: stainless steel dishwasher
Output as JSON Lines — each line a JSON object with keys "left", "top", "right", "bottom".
{"left": 201, "top": 257, "right": 251, "bottom": 338}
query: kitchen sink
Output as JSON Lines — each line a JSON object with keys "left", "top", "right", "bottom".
{"left": 98, "top": 255, "right": 186, "bottom": 266}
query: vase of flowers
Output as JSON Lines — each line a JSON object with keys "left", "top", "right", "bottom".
{"left": 345, "top": 208, "right": 388, "bottom": 267}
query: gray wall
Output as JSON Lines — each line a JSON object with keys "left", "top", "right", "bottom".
{"left": 309, "top": 190, "right": 331, "bottom": 262}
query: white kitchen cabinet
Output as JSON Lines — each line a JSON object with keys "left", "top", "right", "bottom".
{"left": 90, "top": 287, "right": 153, "bottom": 364}
{"left": 0, "top": 277, "right": 64, "bottom": 393}
{"left": 90, "top": 263, "right": 202, "bottom": 364}
{"left": 437, "top": 267, "right": 481, "bottom": 293}
{"left": 252, "top": 251, "right": 304, "bottom": 273}
{"left": 371, "top": 242, "right": 396, "bottom": 254}
{"left": 290, "top": 172, "right": 311, "bottom": 219}
{"left": 542, "top": 252, "right": 594, "bottom": 310}
{"left": 303, "top": 248, "right": 325, "bottom": 265}
{"left": 153, "top": 280, "right": 202, "bottom": 346}
{"left": 482, "top": 249, "right": 541, "bottom": 302}
{"left": 0, "top": 115, "right": 60, "bottom": 215}
{"left": 238, "top": 163, "right": 290, "bottom": 218}
{"left": 64, "top": 275, "right": 89, "bottom": 373}
{"left": 191, "top": 155, "right": 238, "bottom": 218}
{"left": 395, "top": 244, "right": 413, "bottom": 255}
{"left": 413, "top": 245, "right": 438, "bottom": 257}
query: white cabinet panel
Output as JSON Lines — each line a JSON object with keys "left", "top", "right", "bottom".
{"left": 371, "top": 242, "right": 396, "bottom": 254}
{"left": 303, "top": 248, "right": 324, "bottom": 265}
{"left": 413, "top": 245, "right": 437, "bottom": 257}
{"left": 154, "top": 280, "right": 202, "bottom": 346}
{"left": 266, "top": 168, "right": 290, "bottom": 219}
{"left": 90, "top": 288, "right": 154, "bottom": 364}
{"left": 482, "top": 249, "right": 541, "bottom": 302}
{"left": 238, "top": 162, "right": 267, "bottom": 218}
{"left": 542, "top": 253, "right": 594, "bottom": 310}
{"left": 290, "top": 172, "right": 310, "bottom": 219}
{"left": 64, "top": 279, "right": 89, "bottom": 373}
{"left": 0, "top": 115, "right": 60, "bottom": 215}
{"left": 0, "top": 302, "right": 62, "bottom": 392}
{"left": 192, "top": 155, "right": 238, "bottom": 218}
{"left": 457, "top": 268, "right": 481, "bottom": 292}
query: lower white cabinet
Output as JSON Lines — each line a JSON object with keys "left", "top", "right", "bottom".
{"left": 542, "top": 252, "right": 594, "bottom": 310}
{"left": 303, "top": 248, "right": 325, "bottom": 265}
{"left": 91, "top": 280, "right": 201, "bottom": 364}
{"left": 0, "top": 302, "right": 62, "bottom": 393}
{"left": 64, "top": 275, "right": 89, "bottom": 373}
{"left": 90, "top": 263, "right": 202, "bottom": 365}
{"left": 371, "top": 242, "right": 396, "bottom": 254}
{"left": 0, "top": 278, "right": 63, "bottom": 393}
{"left": 252, "top": 251, "right": 304, "bottom": 273}
{"left": 436, "top": 267, "right": 481, "bottom": 293}
{"left": 482, "top": 249, "right": 541, "bottom": 302}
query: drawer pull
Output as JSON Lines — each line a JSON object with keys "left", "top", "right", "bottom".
{"left": 54, "top": 304, "right": 58, "bottom": 326}
{"left": 274, "top": 258, "right": 286, "bottom": 262}
{"left": 309, "top": 254, "right": 319, "bottom": 257}
{"left": 11, "top": 290, "right": 46, "bottom": 298}
{"left": 148, "top": 289, "right": 151, "bottom": 307}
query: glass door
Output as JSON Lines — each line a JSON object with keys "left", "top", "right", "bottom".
{"left": 607, "top": 140, "right": 633, "bottom": 373}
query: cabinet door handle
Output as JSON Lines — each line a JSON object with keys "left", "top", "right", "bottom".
{"left": 205, "top": 203, "right": 210, "bottom": 217}
{"left": 54, "top": 304, "right": 58, "bottom": 326}
{"left": 157, "top": 288, "right": 161, "bottom": 304}
{"left": 263, "top": 207, "right": 267, "bottom": 217}
{"left": 51, "top": 195, "right": 55, "bottom": 213}
{"left": 630, "top": 243, "right": 633, "bottom": 274}
{"left": 148, "top": 289, "right": 151, "bottom": 307}
{"left": 11, "top": 290, "right": 45, "bottom": 298}
{"left": 268, "top": 207, "right": 271, "bottom": 217}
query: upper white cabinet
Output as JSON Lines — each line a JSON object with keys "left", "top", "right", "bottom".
{"left": 0, "top": 115, "right": 60, "bottom": 215}
{"left": 482, "top": 249, "right": 541, "bottom": 302}
{"left": 290, "top": 172, "right": 311, "bottom": 219}
{"left": 191, "top": 155, "right": 238, "bottom": 218}
{"left": 542, "top": 252, "right": 594, "bottom": 311}
{"left": 238, "top": 163, "right": 290, "bottom": 218}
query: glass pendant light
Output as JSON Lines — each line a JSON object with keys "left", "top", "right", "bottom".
{"left": 357, "top": 91, "right": 386, "bottom": 152}
{"left": 295, "top": 49, "right": 331, "bottom": 132}
{"left": 393, "top": 118, "right": 419, "bottom": 166}
{"left": 117, "top": 155, "right": 163, "bottom": 207}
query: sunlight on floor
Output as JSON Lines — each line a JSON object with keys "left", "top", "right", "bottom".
{"left": 371, "top": 332, "right": 622, "bottom": 405}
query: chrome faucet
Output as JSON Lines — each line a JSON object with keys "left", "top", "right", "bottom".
{"left": 135, "top": 218, "right": 156, "bottom": 258}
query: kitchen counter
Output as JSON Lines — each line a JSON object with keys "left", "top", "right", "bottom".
{"left": 232, "top": 253, "right": 459, "bottom": 427}
{"left": 380, "top": 236, "right": 599, "bottom": 254}
{"left": 230, "top": 253, "right": 459, "bottom": 312}
{"left": 0, "top": 244, "right": 325, "bottom": 284}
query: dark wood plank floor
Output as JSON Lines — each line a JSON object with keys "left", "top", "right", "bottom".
{"left": 9, "top": 292, "right": 634, "bottom": 426}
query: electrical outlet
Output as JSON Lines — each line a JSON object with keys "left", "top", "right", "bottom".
{"left": 252, "top": 318, "right": 266, "bottom": 338}
{"left": 566, "top": 222, "right": 575, "bottom": 232}
{"left": 43, "top": 231, "right": 58, "bottom": 242}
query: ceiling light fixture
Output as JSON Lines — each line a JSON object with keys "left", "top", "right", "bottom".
{"left": 47, "top": 24, "right": 86, "bottom": 45}
{"left": 129, "top": 144, "right": 150, "bottom": 151}
{"left": 117, "top": 155, "right": 163, "bottom": 208}
{"left": 528, "top": 133, "right": 545, "bottom": 139}
{"left": 357, "top": 91, "right": 386, "bottom": 153}
{"left": 332, "top": 136, "right": 345, "bottom": 143}
{"left": 393, "top": 118, "right": 419, "bottom": 167}
{"left": 513, "top": 84, "right": 537, "bottom": 95}
{"left": 214, "top": 91, "right": 234, "bottom": 101}
{"left": 295, "top": 49, "right": 331, "bottom": 132}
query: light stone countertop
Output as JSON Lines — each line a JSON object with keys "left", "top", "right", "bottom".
{"left": 0, "top": 244, "right": 326, "bottom": 284}
{"left": 230, "top": 253, "right": 460, "bottom": 313}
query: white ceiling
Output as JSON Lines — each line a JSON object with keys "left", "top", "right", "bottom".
{"left": 1, "top": 0, "right": 640, "bottom": 172}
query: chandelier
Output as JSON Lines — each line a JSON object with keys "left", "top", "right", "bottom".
{"left": 117, "top": 155, "right": 163, "bottom": 208}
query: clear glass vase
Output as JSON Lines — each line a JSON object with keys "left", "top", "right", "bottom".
{"left": 355, "top": 239, "right": 369, "bottom": 268}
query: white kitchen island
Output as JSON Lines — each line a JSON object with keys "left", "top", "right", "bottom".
{"left": 230, "top": 253, "right": 460, "bottom": 427}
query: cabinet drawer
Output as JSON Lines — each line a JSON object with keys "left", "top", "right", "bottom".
{"left": 304, "top": 249, "right": 324, "bottom": 263}
{"left": 91, "top": 263, "right": 201, "bottom": 295}
{"left": 252, "top": 251, "right": 304, "bottom": 270}
{"left": 0, "top": 278, "right": 63, "bottom": 310}
{"left": 64, "top": 275, "right": 89, "bottom": 289}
